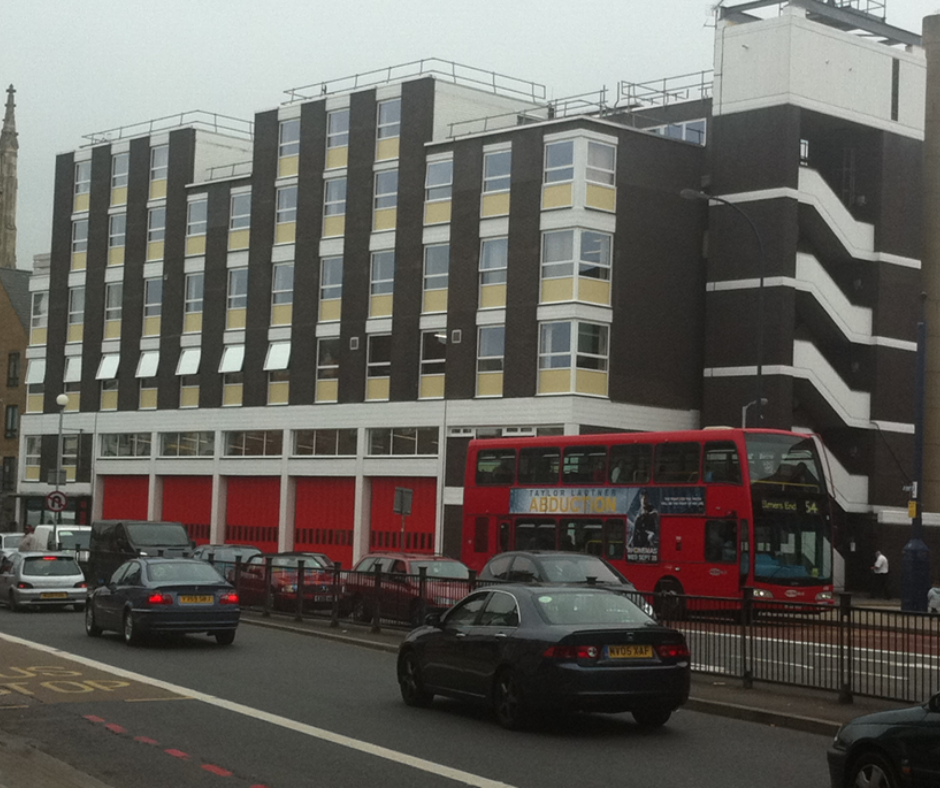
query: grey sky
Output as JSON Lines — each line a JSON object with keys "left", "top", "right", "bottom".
{"left": 2, "top": 0, "right": 938, "bottom": 269}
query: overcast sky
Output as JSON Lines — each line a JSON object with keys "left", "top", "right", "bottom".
{"left": 2, "top": 0, "right": 939, "bottom": 269}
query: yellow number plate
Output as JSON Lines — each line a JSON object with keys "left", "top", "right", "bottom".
{"left": 179, "top": 595, "right": 214, "bottom": 604}
{"left": 40, "top": 592, "right": 69, "bottom": 600}
{"left": 608, "top": 645, "right": 653, "bottom": 659}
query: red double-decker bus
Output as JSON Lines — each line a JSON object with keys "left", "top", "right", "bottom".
{"left": 461, "top": 428, "right": 834, "bottom": 605}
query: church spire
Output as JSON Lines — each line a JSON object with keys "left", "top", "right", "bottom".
{"left": 1, "top": 85, "right": 17, "bottom": 150}
{"left": 0, "top": 83, "right": 18, "bottom": 269}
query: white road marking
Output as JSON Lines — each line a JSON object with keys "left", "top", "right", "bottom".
{"left": 0, "top": 632, "right": 517, "bottom": 788}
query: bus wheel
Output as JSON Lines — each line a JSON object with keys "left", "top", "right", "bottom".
{"left": 653, "top": 578, "right": 686, "bottom": 621}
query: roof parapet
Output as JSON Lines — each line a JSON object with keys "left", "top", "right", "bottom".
{"left": 83, "top": 110, "right": 254, "bottom": 146}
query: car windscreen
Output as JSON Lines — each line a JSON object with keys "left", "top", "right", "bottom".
{"left": 125, "top": 524, "right": 191, "bottom": 548}
{"left": 533, "top": 590, "right": 651, "bottom": 626}
{"left": 537, "top": 555, "right": 625, "bottom": 584}
{"left": 1, "top": 535, "right": 20, "bottom": 548}
{"left": 22, "top": 556, "right": 81, "bottom": 576}
{"left": 146, "top": 562, "right": 225, "bottom": 584}
{"left": 56, "top": 531, "right": 90, "bottom": 550}
{"left": 270, "top": 556, "right": 328, "bottom": 568}
{"left": 409, "top": 560, "right": 470, "bottom": 579}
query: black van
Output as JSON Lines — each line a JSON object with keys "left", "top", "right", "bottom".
{"left": 87, "top": 520, "right": 193, "bottom": 587}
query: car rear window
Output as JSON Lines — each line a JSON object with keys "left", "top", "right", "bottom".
{"left": 410, "top": 560, "right": 470, "bottom": 579}
{"left": 22, "top": 556, "right": 81, "bottom": 576}
{"left": 534, "top": 591, "right": 650, "bottom": 625}
{"left": 147, "top": 563, "right": 225, "bottom": 583}
{"left": 538, "top": 555, "right": 625, "bottom": 584}
{"left": 125, "top": 523, "right": 191, "bottom": 548}
{"left": 57, "top": 531, "right": 90, "bottom": 550}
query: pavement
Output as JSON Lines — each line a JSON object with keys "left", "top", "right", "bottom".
{"left": 0, "top": 597, "right": 915, "bottom": 788}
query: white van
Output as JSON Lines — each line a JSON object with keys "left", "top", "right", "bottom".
{"left": 33, "top": 525, "right": 91, "bottom": 553}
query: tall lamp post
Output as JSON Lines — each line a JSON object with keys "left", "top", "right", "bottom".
{"left": 54, "top": 393, "right": 69, "bottom": 533}
{"left": 681, "top": 189, "right": 767, "bottom": 427}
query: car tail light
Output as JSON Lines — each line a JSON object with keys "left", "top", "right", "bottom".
{"left": 73, "top": 582, "right": 87, "bottom": 589}
{"left": 42, "top": 556, "right": 58, "bottom": 561}
{"left": 656, "top": 643, "right": 690, "bottom": 660}
{"left": 543, "top": 645, "right": 599, "bottom": 660}
{"left": 16, "top": 582, "right": 33, "bottom": 590}
{"left": 219, "top": 593, "right": 239, "bottom": 605}
{"left": 146, "top": 593, "right": 173, "bottom": 606}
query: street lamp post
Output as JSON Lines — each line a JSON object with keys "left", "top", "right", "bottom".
{"left": 55, "top": 393, "right": 69, "bottom": 533}
{"left": 681, "top": 188, "right": 767, "bottom": 427}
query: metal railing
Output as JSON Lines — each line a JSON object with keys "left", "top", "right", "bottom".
{"left": 618, "top": 70, "right": 713, "bottom": 110}
{"left": 83, "top": 110, "right": 254, "bottom": 146}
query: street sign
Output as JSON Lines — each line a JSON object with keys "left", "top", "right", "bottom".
{"left": 45, "top": 491, "right": 68, "bottom": 513}
{"left": 393, "top": 487, "right": 413, "bottom": 516}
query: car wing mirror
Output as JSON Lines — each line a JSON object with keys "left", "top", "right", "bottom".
{"left": 929, "top": 693, "right": 940, "bottom": 714}
{"left": 426, "top": 612, "right": 443, "bottom": 628}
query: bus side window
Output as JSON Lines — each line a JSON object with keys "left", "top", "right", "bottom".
{"left": 704, "top": 519, "right": 737, "bottom": 563}
{"left": 499, "top": 521, "right": 510, "bottom": 552}
{"left": 603, "top": 518, "right": 625, "bottom": 560}
{"left": 609, "top": 444, "right": 651, "bottom": 483}
{"left": 476, "top": 449, "right": 516, "bottom": 485}
{"left": 654, "top": 442, "right": 701, "bottom": 483}
{"left": 518, "top": 447, "right": 560, "bottom": 484}
{"left": 562, "top": 446, "right": 607, "bottom": 484}
{"left": 704, "top": 442, "right": 741, "bottom": 484}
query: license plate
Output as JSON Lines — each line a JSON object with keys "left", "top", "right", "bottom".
{"left": 607, "top": 645, "right": 654, "bottom": 659}
{"left": 40, "top": 592, "right": 69, "bottom": 600}
{"left": 179, "top": 595, "right": 214, "bottom": 604}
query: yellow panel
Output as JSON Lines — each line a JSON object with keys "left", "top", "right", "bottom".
{"left": 373, "top": 207, "right": 397, "bottom": 231}
{"left": 108, "top": 247, "right": 125, "bottom": 267}
{"left": 268, "top": 380, "right": 290, "bottom": 405}
{"left": 271, "top": 304, "right": 293, "bottom": 326}
{"left": 323, "top": 215, "right": 346, "bottom": 237}
{"left": 186, "top": 236, "right": 206, "bottom": 256}
{"left": 376, "top": 137, "right": 399, "bottom": 161}
{"left": 64, "top": 398, "right": 79, "bottom": 413}
{"left": 223, "top": 383, "right": 243, "bottom": 406}
{"left": 147, "top": 240, "right": 165, "bottom": 261}
{"left": 184, "top": 312, "right": 203, "bottom": 334}
{"left": 229, "top": 228, "right": 250, "bottom": 250}
{"left": 226, "top": 307, "right": 247, "bottom": 330}
{"left": 370, "top": 294, "right": 393, "bottom": 318}
{"left": 111, "top": 187, "right": 127, "bottom": 207}
{"left": 26, "top": 394, "right": 44, "bottom": 413}
{"left": 541, "top": 277, "right": 574, "bottom": 303}
{"left": 149, "top": 179, "right": 167, "bottom": 200}
{"left": 143, "top": 316, "right": 162, "bottom": 336}
{"left": 65, "top": 467, "right": 77, "bottom": 482}
{"left": 30, "top": 327, "right": 47, "bottom": 346}
{"left": 423, "top": 288, "right": 448, "bottom": 313}
{"left": 67, "top": 324, "right": 84, "bottom": 344}
{"left": 542, "top": 182, "right": 573, "bottom": 210}
{"left": 579, "top": 278, "right": 610, "bottom": 305}
{"left": 481, "top": 192, "right": 510, "bottom": 217}
{"left": 424, "top": 201, "right": 451, "bottom": 225}
{"left": 476, "top": 372, "right": 504, "bottom": 397}
{"left": 319, "top": 298, "right": 341, "bottom": 322}
{"left": 25, "top": 466, "right": 40, "bottom": 481}
{"left": 316, "top": 379, "right": 339, "bottom": 403}
{"left": 325, "top": 147, "right": 348, "bottom": 170}
{"left": 104, "top": 320, "right": 122, "bottom": 340}
{"left": 366, "top": 378, "right": 390, "bottom": 401}
{"left": 71, "top": 252, "right": 87, "bottom": 271}
{"left": 139, "top": 389, "right": 158, "bottom": 410}
{"left": 180, "top": 386, "right": 200, "bottom": 408}
{"left": 538, "top": 368, "right": 571, "bottom": 394}
{"left": 73, "top": 193, "right": 90, "bottom": 213}
{"left": 100, "top": 390, "right": 118, "bottom": 411}
{"left": 586, "top": 183, "right": 616, "bottom": 213}
{"left": 576, "top": 368, "right": 609, "bottom": 397}
{"left": 479, "top": 284, "right": 507, "bottom": 309}
{"left": 275, "top": 222, "right": 296, "bottom": 245}
{"left": 278, "top": 155, "right": 299, "bottom": 178}
{"left": 419, "top": 374, "right": 445, "bottom": 399}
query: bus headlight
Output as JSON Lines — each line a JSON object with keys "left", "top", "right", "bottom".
{"left": 752, "top": 588, "right": 774, "bottom": 599}
{"left": 815, "top": 591, "right": 834, "bottom": 603}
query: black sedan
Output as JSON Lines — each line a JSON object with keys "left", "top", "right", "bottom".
{"left": 828, "top": 692, "right": 940, "bottom": 787}
{"left": 397, "top": 584, "right": 690, "bottom": 729}
{"left": 85, "top": 558, "right": 240, "bottom": 646}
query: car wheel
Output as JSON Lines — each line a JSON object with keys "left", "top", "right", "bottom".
{"left": 8, "top": 590, "right": 19, "bottom": 612}
{"left": 215, "top": 630, "right": 236, "bottom": 646}
{"left": 632, "top": 705, "right": 673, "bottom": 728}
{"left": 493, "top": 668, "right": 528, "bottom": 730}
{"left": 849, "top": 751, "right": 899, "bottom": 788}
{"left": 122, "top": 610, "right": 141, "bottom": 646}
{"left": 653, "top": 578, "right": 687, "bottom": 621}
{"left": 398, "top": 650, "right": 433, "bottom": 708}
{"left": 84, "top": 603, "right": 102, "bottom": 637}
{"left": 351, "top": 597, "right": 370, "bottom": 623}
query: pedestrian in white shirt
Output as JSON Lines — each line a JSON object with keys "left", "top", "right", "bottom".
{"left": 928, "top": 581, "right": 940, "bottom": 614}
{"left": 870, "top": 550, "right": 889, "bottom": 600}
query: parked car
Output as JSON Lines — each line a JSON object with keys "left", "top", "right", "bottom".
{"left": 279, "top": 550, "right": 334, "bottom": 568}
{"left": 237, "top": 553, "right": 337, "bottom": 611}
{"left": 0, "top": 532, "right": 23, "bottom": 551}
{"left": 84, "top": 557, "right": 240, "bottom": 646}
{"left": 397, "top": 584, "right": 691, "bottom": 729}
{"left": 828, "top": 692, "right": 940, "bottom": 787}
{"left": 192, "top": 544, "right": 262, "bottom": 581}
{"left": 0, "top": 552, "right": 88, "bottom": 611}
{"left": 87, "top": 520, "right": 194, "bottom": 588}
{"left": 346, "top": 553, "right": 471, "bottom": 626}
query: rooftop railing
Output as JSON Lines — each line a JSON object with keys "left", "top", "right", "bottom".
{"left": 205, "top": 160, "right": 254, "bottom": 182}
{"left": 83, "top": 110, "right": 254, "bottom": 146}
{"left": 618, "top": 70, "right": 714, "bottom": 109}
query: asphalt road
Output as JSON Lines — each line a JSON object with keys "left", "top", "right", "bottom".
{"left": 0, "top": 607, "right": 834, "bottom": 788}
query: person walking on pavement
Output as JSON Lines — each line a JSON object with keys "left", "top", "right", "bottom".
{"left": 18, "top": 524, "right": 44, "bottom": 551}
{"left": 870, "top": 550, "right": 890, "bottom": 600}
{"left": 928, "top": 580, "right": 940, "bottom": 614}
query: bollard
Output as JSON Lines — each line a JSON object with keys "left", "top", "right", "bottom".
{"left": 837, "top": 592, "right": 854, "bottom": 704}
{"left": 741, "top": 587, "right": 753, "bottom": 689}
{"left": 295, "top": 560, "right": 305, "bottom": 622}
{"left": 469, "top": 569, "right": 477, "bottom": 593}
{"left": 371, "top": 565, "right": 382, "bottom": 634}
{"left": 263, "top": 555, "right": 273, "bottom": 618}
{"left": 417, "top": 567, "right": 428, "bottom": 627}
{"left": 330, "top": 561, "right": 342, "bottom": 628}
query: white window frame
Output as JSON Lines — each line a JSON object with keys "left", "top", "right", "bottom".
{"left": 227, "top": 268, "right": 248, "bottom": 310}
{"left": 320, "top": 257, "right": 342, "bottom": 302}
{"left": 420, "top": 331, "right": 446, "bottom": 376}
{"left": 230, "top": 192, "right": 251, "bottom": 230}
{"left": 276, "top": 185, "right": 297, "bottom": 225}
{"left": 144, "top": 278, "right": 163, "bottom": 318}
{"left": 367, "top": 334, "right": 391, "bottom": 379}
{"left": 68, "top": 287, "right": 85, "bottom": 327}
{"left": 148, "top": 207, "right": 166, "bottom": 243}
{"left": 376, "top": 98, "right": 401, "bottom": 139}
{"left": 184, "top": 272, "right": 204, "bottom": 315}
{"left": 483, "top": 150, "right": 511, "bottom": 193}
{"left": 72, "top": 220, "right": 88, "bottom": 253}
{"left": 109, "top": 214, "right": 126, "bottom": 249}
{"left": 541, "top": 229, "right": 613, "bottom": 282}
{"left": 327, "top": 109, "right": 349, "bottom": 149}
{"left": 104, "top": 283, "right": 123, "bottom": 322}
{"left": 324, "top": 178, "right": 347, "bottom": 216}
{"left": 279, "top": 119, "right": 300, "bottom": 159}
{"left": 538, "top": 321, "right": 609, "bottom": 372}
{"left": 30, "top": 293, "right": 48, "bottom": 329}
{"left": 272, "top": 263, "right": 294, "bottom": 306}
{"left": 370, "top": 251, "right": 395, "bottom": 296}
{"left": 477, "top": 325, "right": 505, "bottom": 373}
{"left": 586, "top": 141, "right": 616, "bottom": 186}
{"left": 425, "top": 159, "right": 453, "bottom": 202}
{"left": 317, "top": 338, "right": 340, "bottom": 381}
{"left": 374, "top": 170, "right": 398, "bottom": 210}
{"left": 544, "top": 140, "right": 574, "bottom": 184}
{"left": 423, "top": 244, "right": 449, "bottom": 292}
{"left": 150, "top": 145, "right": 169, "bottom": 182}
{"left": 111, "top": 152, "right": 129, "bottom": 189}
{"left": 74, "top": 161, "right": 91, "bottom": 197}
{"left": 480, "top": 237, "right": 508, "bottom": 285}
{"left": 187, "top": 198, "right": 208, "bottom": 237}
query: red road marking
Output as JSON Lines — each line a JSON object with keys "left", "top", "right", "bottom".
{"left": 104, "top": 723, "right": 126, "bottom": 734}
{"left": 83, "top": 715, "right": 106, "bottom": 723}
{"left": 202, "top": 764, "right": 233, "bottom": 777}
{"left": 135, "top": 736, "right": 160, "bottom": 745}
{"left": 165, "top": 749, "right": 190, "bottom": 760}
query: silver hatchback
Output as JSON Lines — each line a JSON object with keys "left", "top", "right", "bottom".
{"left": 0, "top": 552, "right": 88, "bottom": 611}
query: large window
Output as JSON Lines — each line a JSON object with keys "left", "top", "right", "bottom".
{"left": 586, "top": 141, "right": 616, "bottom": 185}
{"left": 187, "top": 199, "right": 207, "bottom": 237}
{"left": 377, "top": 98, "right": 401, "bottom": 139}
{"left": 317, "top": 338, "right": 340, "bottom": 381}
{"left": 421, "top": 331, "right": 447, "bottom": 376}
{"left": 109, "top": 214, "right": 126, "bottom": 251}
{"left": 101, "top": 433, "right": 152, "bottom": 458}
{"left": 72, "top": 220, "right": 88, "bottom": 254}
{"left": 367, "top": 335, "right": 391, "bottom": 379}
{"left": 144, "top": 278, "right": 163, "bottom": 318}
{"left": 294, "top": 429, "right": 357, "bottom": 456}
{"left": 31, "top": 293, "right": 48, "bottom": 331}
{"left": 544, "top": 140, "right": 574, "bottom": 183}
{"left": 224, "top": 430, "right": 283, "bottom": 457}
{"left": 150, "top": 145, "right": 168, "bottom": 182}
{"left": 111, "top": 152, "right": 129, "bottom": 189}
{"left": 148, "top": 207, "right": 166, "bottom": 243}
{"left": 541, "top": 229, "right": 612, "bottom": 281}
{"left": 324, "top": 178, "right": 347, "bottom": 216}
{"left": 320, "top": 257, "right": 342, "bottom": 301}
{"left": 374, "top": 170, "right": 398, "bottom": 210}
{"left": 477, "top": 326, "right": 505, "bottom": 372}
{"left": 185, "top": 273, "right": 204, "bottom": 316}
{"left": 423, "top": 244, "right": 449, "bottom": 292}
{"left": 538, "top": 321, "right": 609, "bottom": 371}
{"left": 104, "top": 283, "right": 123, "bottom": 322}
{"left": 483, "top": 150, "right": 511, "bottom": 192}
{"left": 272, "top": 263, "right": 294, "bottom": 307}
{"left": 74, "top": 161, "right": 91, "bottom": 199}
{"left": 327, "top": 109, "right": 349, "bottom": 149}
{"left": 368, "top": 427, "right": 438, "bottom": 456}
{"left": 425, "top": 160, "right": 453, "bottom": 202}
{"left": 279, "top": 119, "right": 300, "bottom": 158}
{"left": 228, "top": 268, "right": 248, "bottom": 310}
{"left": 160, "top": 432, "right": 214, "bottom": 457}
{"left": 68, "top": 287, "right": 85, "bottom": 330}
{"left": 370, "top": 251, "right": 395, "bottom": 295}
{"left": 230, "top": 192, "right": 251, "bottom": 230}
{"left": 480, "top": 237, "right": 508, "bottom": 285}
{"left": 276, "top": 185, "right": 297, "bottom": 225}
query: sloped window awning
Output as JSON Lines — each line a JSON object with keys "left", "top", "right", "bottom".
{"left": 219, "top": 344, "right": 245, "bottom": 374}
{"left": 95, "top": 354, "right": 120, "bottom": 381}
{"left": 136, "top": 351, "right": 160, "bottom": 379}
{"left": 176, "top": 347, "right": 202, "bottom": 376}
{"left": 263, "top": 341, "right": 291, "bottom": 371}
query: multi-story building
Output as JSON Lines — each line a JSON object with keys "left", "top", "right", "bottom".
{"left": 17, "top": 1, "right": 936, "bottom": 588}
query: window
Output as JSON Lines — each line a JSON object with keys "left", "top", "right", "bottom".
{"left": 477, "top": 326, "right": 505, "bottom": 372}
{"left": 423, "top": 245, "right": 449, "bottom": 292}
{"left": 279, "top": 119, "right": 300, "bottom": 158}
{"left": 111, "top": 152, "right": 129, "bottom": 189}
{"left": 518, "top": 447, "right": 561, "bottom": 484}
{"left": 159, "top": 432, "right": 213, "bottom": 458}
{"left": 100, "top": 433, "right": 152, "bottom": 458}
{"left": 580, "top": 231, "right": 612, "bottom": 279}
{"left": 374, "top": 170, "right": 398, "bottom": 210}
{"left": 324, "top": 178, "right": 346, "bottom": 216}
{"left": 371, "top": 251, "right": 395, "bottom": 295}
{"left": 31, "top": 293, "right": 48, "bottom": 331}
{"left": 538, "top": 322, "right": 609, "bottom": 372}
{"left": 144, "top": 278, "right": 162, "bottom": 318}
{"left": 4, "top": 405, "right": 18, "bottom": 439}
{"left": 2, "top": 456, "right": 16, "bottom": 491}
{"left": 327, "top": 109, "right": 349, "bottom": 149}
{"left": 586, "top": 141, "right": 615, "bottom": 185}
{"left": 367, "top": 335, "right": 391, "bottom": 378}
{"left": 187, "top": 199, "right": 207, "bottom": 237}
{"left": 224, "top": 431, "right": 283, "bottom": 457}
{"left": 293, "top": 429, "right": 357, "bottom": 456}
{"left": 230, "top": 192, "right": 251, "bottom": 230}
{"left": 576, "top": 323, "right": 609, "bottom": 371}
{"left": 476, "top": 448, "right": 516, "bottom": 485}
{"left": 421, "top": 331, "right": 446, "bottom": 376}
{"left": 185, "top": 273, "right": 204, "bottom": 315}
{"left": 368, "top": 427, "right": 438, "bottom": 456}
{"left": 74, "top": 161, "right": 91, "bottom": 198}
{"left": 541, "top": 229, "right": 612, "bottom": 281}
{"left": 483, "top": 150, "right": 511, "bottom": 192}
{"left": 609, "top": 444, "right": 652, "bottom": 484}
{"left": 228, "top": 268, "right": 248, "bottom": 310}
{"left": 72, "top": 220, "right": 88, "bottom": 254}
{"left": 648, "top": 119, "right": 706, "bottom": 145}
{"left": 705, "top": 520, "right": 738, "bottom": 563}
{"left": 425, "top": 160, "right": 453, "bottom": 202}
{"left": 480, "top": 238, "right": 508, "bottom": 285}
{"left": 320, "top": 257, "right": 342, "bottom": 301}
{"left": 150, "top": 145, "right": 168, "bottom": 181}
{"left": 105, "top": 283, "right": 123, "bottom": 322}
{"left": 148, "top": 207, "right": 166, "bottom": 243}
{"left": 377, "top": 98, "right": 401, "bottom": 139}
{"left": 541, "top": 230, "right": 574, "bottom": 278}
{"left": 539, "top": 322, "right": 570, "bottom": 369}
{"left": 317, "top": 338, "right": 340, "bottom": 381}
{"left": 544, "top": 140, "right": 574, "bottom": 183}
{"left": 654, "top": 443, "right": 701, "bottom": 483}
{"left": 7, "top": 352, "right": 20, "bottom": 387}
{"left": 25, "top": 437, "right": 41, "bottom": 480}
{"left": 276, "top": 185, "right": 297, "bottom": 225}
{"left": 563, "top": 445, "right": 607, "bottom": 484}
{"left": 272, "top": 263, "right": 293, "bottom": 306}
{"left": 704, "top": 441, "right": 742, "bottom": 484}
{"left": 68, "top": 287, "right": 85, "bottom": 329}
{"left": 109, "top": 214, "right": 126, "bottom": 250}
